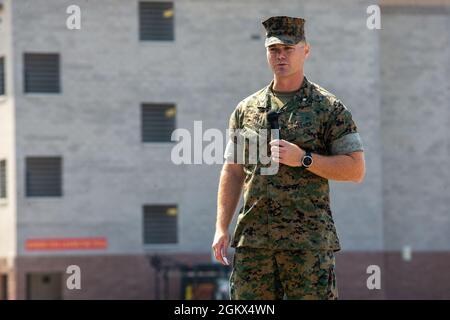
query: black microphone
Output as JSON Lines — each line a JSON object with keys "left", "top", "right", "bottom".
{"left": 267, "top": 110, "right": 279, "bottom": 130}
{"left": 266, "top": 110, "right": 280, "bottom": 141}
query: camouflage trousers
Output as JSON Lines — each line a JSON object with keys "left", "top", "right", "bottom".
{"left": 229, "top": 247, "right": 338, "bottom": 300}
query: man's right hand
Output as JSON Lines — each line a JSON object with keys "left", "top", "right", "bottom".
{"left": 212, "top": 230, "right": 230, "bottom": 266}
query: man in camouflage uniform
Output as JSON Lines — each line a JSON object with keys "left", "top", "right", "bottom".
{"left": 212, "top": 16, "right": 365, "bottom": 300}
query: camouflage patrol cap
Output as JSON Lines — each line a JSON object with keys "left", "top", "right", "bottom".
{"left": 262, "top": 16, "right": 306, "bottom": 47}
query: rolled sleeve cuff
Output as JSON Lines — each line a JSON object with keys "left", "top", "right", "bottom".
{"left": 224, "top": 139, "right": 236, "bottom": 163}
{"left": 330, "top": 132, "right": 364, "bottom": 155}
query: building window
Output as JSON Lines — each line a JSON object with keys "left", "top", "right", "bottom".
{"left": 141, "top": 103, "right": 176, "bottom": 142}
{"left": 26, "top": 157, "right": 62, "bottom": 197}
{"left": 139, "top": 2, "right": 174, "bottom": 41}
{"left": 143, "top": 205, "right": 178, "bottom": 244}
{"left": 0, "top": 160, "right": 6, "bottom": 199}
{"left": 0, "top": 57, "right": 5, "bottom": 96}
{"left": 24, "top": 53, "right": 60, "bottom": 93}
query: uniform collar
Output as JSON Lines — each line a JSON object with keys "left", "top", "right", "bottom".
{"left": 257, "top": 76, "right": 312, "bottom": 112}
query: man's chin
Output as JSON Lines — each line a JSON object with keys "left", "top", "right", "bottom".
{"left": 274, "top": 70, "right": 293, "bottom": 77}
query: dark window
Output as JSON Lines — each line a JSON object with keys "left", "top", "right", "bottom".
{"left": 139, "top": 2, "right": 174, "bottom": 41}
{"left": 141, "top": 103, "right": 176, "bottom": 142}
{"left": 26, "top": 157, "right": 62, "bottom": 197}
{"left": 0, "top": 57, "right": 4, "bottom": 95}
{"left": 24, "top": 53, "right": 60, "bottom": 93}
{"left": 0, "top": 160, "right": 6, "bottom": 199}
{"left": 143, "top": 205, "right": 178, "bottom": 244}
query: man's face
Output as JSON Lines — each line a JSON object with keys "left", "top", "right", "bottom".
{"left": 266, "top": 42, "right": 310, "bottom": 78}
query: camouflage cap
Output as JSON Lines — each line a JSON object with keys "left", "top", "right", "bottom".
{"left": 262, "top": 16, "right": 306, "bottom": 47}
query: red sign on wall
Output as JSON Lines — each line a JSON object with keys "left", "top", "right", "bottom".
{"left": 25, "top": 237, "right": 108, "bottom": 251}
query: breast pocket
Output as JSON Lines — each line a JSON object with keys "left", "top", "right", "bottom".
{"left": 237, "top": 125, "right": 269, "bottom": 169}
{"left": 282, "top": 111, "right": 320, "bottom": 150}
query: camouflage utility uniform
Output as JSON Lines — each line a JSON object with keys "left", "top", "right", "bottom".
{"left": 226, "top": 76, "right": 364, "bottom": 300}
{"left": 224, "top": 15, "right": 364, "bottom": 300}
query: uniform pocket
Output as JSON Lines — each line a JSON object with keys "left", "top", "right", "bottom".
{"left": 318, "top": 251, "right": 338, "bottom": 300}
{"left": 282, "top": 112, "right": 319, "bottom": 149}
{"left": 238, "top": 126, "right": 273, "bottom": 172}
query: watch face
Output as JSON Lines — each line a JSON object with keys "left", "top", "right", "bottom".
{"left": 302, "top": 156, "right": 313, "bottom": 167}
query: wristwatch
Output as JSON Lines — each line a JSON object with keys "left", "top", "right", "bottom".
{"left": 301, "top": 151, "right": 313, "bottom": 168}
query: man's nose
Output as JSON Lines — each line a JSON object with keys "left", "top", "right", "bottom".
{"left": 276, "top": 51, "right": 286, "bottom": 60}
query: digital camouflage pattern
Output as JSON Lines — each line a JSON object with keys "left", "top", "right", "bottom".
{"left": 227, "top": 76, "right": 364, "bottom": 251}
{"left": 226, "top": 16, "right": 362, "bottom": 300}
{"left": 262, "top": 16, "right": 306, "bottom": 47}
{"left": 229, "top": 247, "right": 338, "bottom": 300}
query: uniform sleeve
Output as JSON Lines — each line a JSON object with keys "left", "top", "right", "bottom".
{"left": 224, "top": 107, "right": 241, "bottom": 163}
{"left": 324, "top": 100, "right": 364, "bottom": 155}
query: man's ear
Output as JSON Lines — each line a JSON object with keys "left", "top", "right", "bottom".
{"left": 304, "top": 43, "right": 311, "bottom": 59}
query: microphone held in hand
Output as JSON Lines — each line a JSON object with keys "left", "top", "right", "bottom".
{"left": 260, "top": 111, "right": 280, "bottom": 175}
{"left": 267, "top": 110, "right": 279, "bottom": 130}
{"left": 266, "top": 110, "right": 280, "bottom": 140}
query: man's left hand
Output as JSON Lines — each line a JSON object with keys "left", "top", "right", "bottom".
{"left": 269, "top": 139, "right": 306, "bottom": 167}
